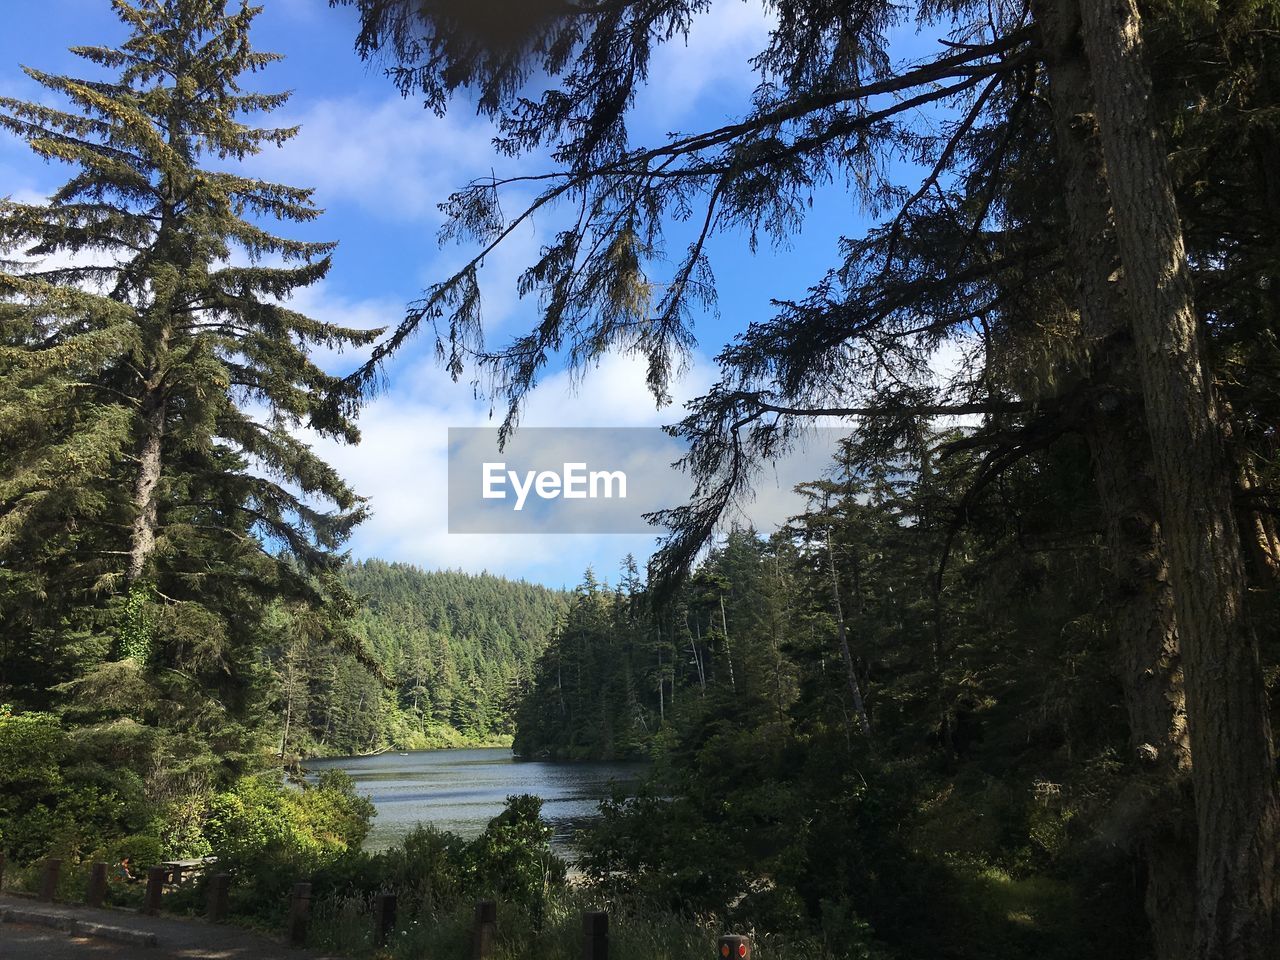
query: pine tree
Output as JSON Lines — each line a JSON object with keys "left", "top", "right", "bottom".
{"left": 0, "top": 1, "right": 372, "bottom": 755}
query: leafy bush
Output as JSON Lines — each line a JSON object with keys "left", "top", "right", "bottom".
{"left": 204, "top": 768, "right": 374, "bottom": 910}
{"left": 0, "top": 707, "right": 149, "bottom": 863}
{"left": 361, "top": 823, "right": 470, "bottom": 908}
{"left": 466, "top": 794, "right": 566, "bottom": 906}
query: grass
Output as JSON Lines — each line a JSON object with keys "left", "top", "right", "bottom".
{"left": 304, "top": 887, "right": 845, "bottom": 960}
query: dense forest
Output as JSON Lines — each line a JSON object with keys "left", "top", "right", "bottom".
{"left": 517, "top": 437, "right": 1196, "bottom": 957}
{"left": 293, "top": 561, "right": 566, "bottom": 756}
{"left": 3, "top": 1, "right": 1280, "bottom": 960}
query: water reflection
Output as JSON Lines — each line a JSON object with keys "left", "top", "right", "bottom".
{"left": 305, "top": 747, "right": 644, "bottom": 857}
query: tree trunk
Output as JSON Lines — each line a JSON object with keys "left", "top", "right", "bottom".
{"left": 1087, "top": 401, "right": 1197, "bottom": 959}
{"left": 690, "top": 615, "right": 707, "bottom": 692}
{"left": 1033, "top": 2, "right": 1197, "bottom": 953}
{"left": 1236, "top": 459, "right": 1280, "bottom": 589}
{"left": 281, "top": 679, "right": 294, "bottom": 764}
{"left": 1076, "top": 0, "right": 1280, "bottom": 954}
{"left": 917, "top": 438, "right": 954, "bottom": 754}
{"left": 719, "top": 596, "right": 736, "bottom": 692}
{"left": 125, "top": 389, "right": 166, "bottom": 588}
{"left": 825, "top": 525, "right": 872, "bottom": 739}
{"left": 656, "top": 636, "right": 664, "bottom": 722}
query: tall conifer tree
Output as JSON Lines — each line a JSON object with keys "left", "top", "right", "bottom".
{"left": 0, "top": 1, "right": 372, "bottom": 741}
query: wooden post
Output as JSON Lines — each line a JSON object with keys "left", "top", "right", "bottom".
{"left": 143, "top": 866, "right": 165, "bottom": 915}
{"left": 169, "top": 863, "right": 184, "bottom": 886}
{"left": 583, "top": 911, "right": 609, "bottom": 960}
{"left": 471, "top": 899, "right": 498, "bottom": 960}
{"left": 0, "top": 852, "right": 7, "bottom": 892}
{"left": 85, "top": 862, "right": 108, "bottom": 908}
{"left": 288, "top": 882, "right": 312, "bottom": 946}
{"left": 206, "top": 873, "right": 231, "bottom": 922}
{"left": 718, "top": 935, "right": 752, "bottom": 960}
{"left": 373, "top": 892, "right": 397, "bottom": 947}
{"left": 38, "top": 858, "right": 62, "bottom": 902}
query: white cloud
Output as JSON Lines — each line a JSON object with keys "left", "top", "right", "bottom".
{"left": 929, "top": 334, "right": 986, "bottom": 430}
{"left": 251, "top": 95, "right": 506, "bottom": 222}
{"left": 247, "top": 93, "right": 569, "bottom": 338}
{"left": 5, "top": 187, "right": 47, "bottom": 206}
{"left": 313, "top": 342, "right": 884, "bottom": 583}
{"left": 632, "top": 0, "right": 773, "bottom": 134}
{"left": 310, "top": 349, "right": 720, "bottom": 580}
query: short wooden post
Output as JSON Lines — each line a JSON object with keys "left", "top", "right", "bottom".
{"left": 583, "top": 911, "right": 609, "bottom": 960}
{"left": 288, "top": 882, "right": 312, "bottom": 946}
{"left": 38, "top": 858, "right": 62, "bottom": 902}
{"left": 169, "top": 863, "right": 184, "bottom": 886}
{"left": 85, "top": 862, "right": 108, "bottom": 908}
{"left": 373, "top": 892, "right": 397, "bottom": 947}
{"left": 471, "top": 899, "right": 498, "bottom": 960}
{"left": 718, "top": 934, "right": 752, "bottom": 960}
{"left": 143, "top": 866, "right": 165, "bottom": 915}
{"left": 206, "top": 872, "right": 231, "bottom": 922}
{"left": 0, "top": 852, "right": 7, "bottom": 892}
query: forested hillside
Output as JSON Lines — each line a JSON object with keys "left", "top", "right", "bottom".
{"left": 513, "top": 561, "right": 655, "bottom": 760}
{"left": 281, "top": 562, "right": 566, "bottom": 757}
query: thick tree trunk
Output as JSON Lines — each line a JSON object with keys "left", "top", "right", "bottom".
{"left": 1033, "top": 5, "right": 1196, "bottom": 954}
{"left": 1076, "top": 0, "right": 1280, "bottom": 955}
{"left": 1087, "top": 402, "right": 1198, "bottom": 958}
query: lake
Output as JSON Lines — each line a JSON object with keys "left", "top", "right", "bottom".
{"left": 305, "top": 747, "right": 644, "bottom": 857}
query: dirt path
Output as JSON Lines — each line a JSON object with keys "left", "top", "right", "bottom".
{"left": 0, "top": 893, "right": 343, "bottom": 959}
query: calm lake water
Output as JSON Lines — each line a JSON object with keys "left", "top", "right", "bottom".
{"left": 305, "top": 747, "right": 644, "bottom": 857}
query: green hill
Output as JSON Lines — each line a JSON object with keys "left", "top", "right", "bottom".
{"left": 290, "top": 561, "right": 567, "bottom": 756}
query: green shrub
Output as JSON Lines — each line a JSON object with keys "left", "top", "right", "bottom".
{"left": 203, "top": 768, "right": 374, "bottom": 914}
{"left": 0, "top": 707, "right": 149, "bottom": 863}
{"left": 366, "top": 823, "right": 470, "bottom": 908}
{"left": 466, "top": 794, "right": 566, "bottom": 906}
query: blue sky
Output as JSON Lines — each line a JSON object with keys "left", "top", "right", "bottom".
{"left": 1, "top": 1, "right": 953, "bottom": 588}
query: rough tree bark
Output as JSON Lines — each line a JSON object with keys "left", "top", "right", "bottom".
{"left": 1032, "top": 2, "right": 1196, "bottom": 954}
{"left": 1076, "top": 0, "right": 1280, "bottom": 955}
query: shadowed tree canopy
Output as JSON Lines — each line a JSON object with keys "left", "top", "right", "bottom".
{"left": 335, "top": 1, "right": 1280, "bottom": 957}
{"left": 335, "top": 0, "right": 1034, "bottom": 457}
